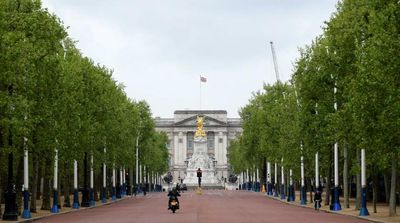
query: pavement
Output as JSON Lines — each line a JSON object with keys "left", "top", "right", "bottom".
{"left": 275, "top": 190, "right": 400, "bottom": 223}
{"left": 30, "top": 190, "right": 370, "bottom": 223}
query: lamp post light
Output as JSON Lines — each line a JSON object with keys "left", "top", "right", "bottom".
{"left": 51, "top": 149, "right": 59, "bottom": 213}
{"left": 22, "top": 137, "right": 31, "bottom": 218}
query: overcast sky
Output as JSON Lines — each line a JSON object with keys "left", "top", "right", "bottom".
{"left": 42, "top": 0, "right": 337, "bottom": 118}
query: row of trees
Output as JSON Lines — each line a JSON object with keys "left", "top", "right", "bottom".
{"left": 229, "top": 0, "right": 399, "bottom": 216}
{"left": 0, "top": 0, "right": 169, "bottom": 218}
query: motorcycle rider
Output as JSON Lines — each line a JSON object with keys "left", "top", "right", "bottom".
{"left": 168, "top": 187, "right": 181, "bottom": 210}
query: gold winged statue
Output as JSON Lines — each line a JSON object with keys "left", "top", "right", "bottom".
{"left": 195, "top": 116, "right": 206, "bottom": 138}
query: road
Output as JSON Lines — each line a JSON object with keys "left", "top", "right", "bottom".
{"left": 35, "top": 190, "right": 370, "bottom": 223}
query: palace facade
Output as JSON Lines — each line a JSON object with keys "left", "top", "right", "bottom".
{"left": 155, "top": 110, "right": 242, "bottom": 185}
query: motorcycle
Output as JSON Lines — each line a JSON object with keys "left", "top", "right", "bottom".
{"left": 169, "top": 198, "right": 179, "bottom": 213}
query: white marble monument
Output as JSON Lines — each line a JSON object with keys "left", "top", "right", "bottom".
{"left": 183, "top": 134, "right": 218, "bottom": 186}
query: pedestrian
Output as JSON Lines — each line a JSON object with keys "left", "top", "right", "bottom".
{"left": 314, "top": 187, "right": 322, "bottom": 211}
{"left": 143, "top": 183, "right": 147, "bottom": 196}
{"left": 133, "top": 184, "right": 137, "bottom": 197}
{"left": 197, "top": 168, "right": 202, "bottom": 188}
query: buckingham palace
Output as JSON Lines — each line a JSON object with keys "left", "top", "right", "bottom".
{"left": 155, "top": 110, "right": 242, "bottom": 186}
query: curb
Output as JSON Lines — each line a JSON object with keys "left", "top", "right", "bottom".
{"left": 17, "top": 196, "right": 128, "bottom": 223}
{"left": 263, "top": 193, "right": 388, "bottom": 223}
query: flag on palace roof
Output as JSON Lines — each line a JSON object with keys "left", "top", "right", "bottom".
{"left": 200, "top": 76, "right": 207, "bottom": 82}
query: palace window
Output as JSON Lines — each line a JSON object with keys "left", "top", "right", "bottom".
{"left": 207, "top": 131, "right": 215, "bottom": 152}
{"left": 187, "top": 132, "right": 194, "bottom": 152}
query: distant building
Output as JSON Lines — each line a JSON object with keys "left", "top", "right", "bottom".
{"left": 155, "top": 110, "right": 242, "bottom": 185}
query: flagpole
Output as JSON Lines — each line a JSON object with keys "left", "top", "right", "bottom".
{"left": 200, "top": 75, "right": 202, "bottom": 110}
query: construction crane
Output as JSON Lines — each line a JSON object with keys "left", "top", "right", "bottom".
{"left": 270, "top": 41, "right": 280, "bottom": 82}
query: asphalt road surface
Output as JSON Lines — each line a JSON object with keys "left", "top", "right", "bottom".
{"left": 35, "top": 190, "right": 370, "bottom": 223}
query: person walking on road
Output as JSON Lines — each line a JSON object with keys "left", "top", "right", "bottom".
{"left": 197, "top": 168, "right": 202, "bottom": 188}
{"left": 314, "top": 187, "right": 322, "bottom": 211}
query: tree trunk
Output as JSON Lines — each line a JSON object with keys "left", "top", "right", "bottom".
{"left": 0, "top": 150, "right": 3, "bottom": 216}
{"left": 343, "top": 142, "right": 349, "bottom": 208}
{"left": 37, "top": 165, "right": 43, "bottom": 200}
{"left": 389, "top": 154, "right": 397, "bottom": 216}
{"left": 262, "top": 157, "right": 267, "bottom": 189}
{"left": 30, "top": 152, "right": 39, "bottom": 212}
{"left": 93, "top": 169, "right": 99, "bottom": 201}
{"left": 95, "top": 168, "right": 102, "bottom": 201}
{"left": 384, "top": 172, "right": 390, "bottom": 204}
{"left": 309, "top": 178, "right": 313, "bottom": 203}
{"left": 373, "top": 173, "right": 378, "bottom": 213}
{"left": 41, "top": 158, "right": 51, "bottom": 210}
{"left": 356, "top": 149, "right": 361, "bottom": 210}
{"left": 15, "top": 154, "right": 24, "bottom": 214}
{"left": 325, "top": 160, "right": 332, "bottom": 206}
{"left": 63, "top": 163, "right": 71, "bottom": 207}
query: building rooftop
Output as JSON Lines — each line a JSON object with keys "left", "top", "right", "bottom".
{"left": 174, "top": 110, "right": 227, "bottom": 115}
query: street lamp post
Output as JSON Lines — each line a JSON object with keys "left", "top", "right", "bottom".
{"left": 139, "top": 164, "right": 142, "bottom": 193}
{"left": 331, "top": 75, "right": 342, "bottom": 211}
{"left": 288, "top": 169, "right": 294, "bottom": 202}
{"left": 122, "top": 168, "right": 126, "bottom": 196}
{"left": 117, "top": 168, "right": 122, "bottom": 198}
{"left": 102, "top": 147, "right": 107, "bottom": 203}
{"left": 89, "top": 153, "right": 95, "bottom": 206}
{"left": 51, "top": 149, "right": 59, "bottom": 213}
{"left": 72, "top": 160, "right": 80, "bottom": 209}
{"left": 22, "top": 137, "right": 31, "bottom": 218}
{"left": 300, "top": 144, "right": 306, "bottom": 205}
{"left": 256, "top": 168, "right": 259, "bottom": 192}
{"left": 112, "top": 164, "right": 116, "bottom": 201}
{"left": 267, "top": 162, "right": 271, "bottom": 195}
{"left": 359, "top": 149, "right": 369, "bottom": 216}
{"left": 280, "top": 158, "right": 286, "bottom": 200}
{"left": 245, "top": 169, "right": 251, "bottom": 190}
{"left": 315, "top": 152, "right": 319, "bottom": 191}
{"left": 135, "top": 135, "right": 139, "bottom": 194}
{"left": 274, "top": 162, "right": 278, "bottom": 197}
{"left": 332, "top": 142, "right": 342, "bottom": 211}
